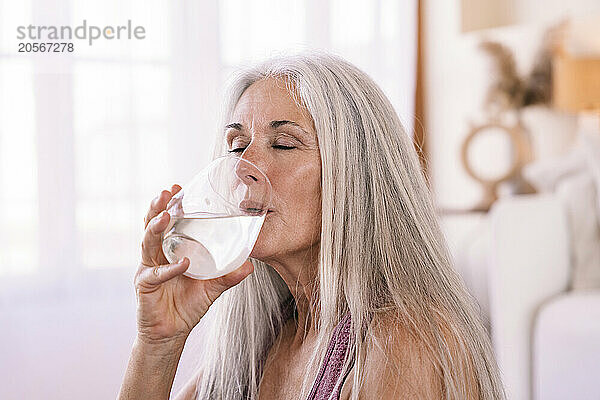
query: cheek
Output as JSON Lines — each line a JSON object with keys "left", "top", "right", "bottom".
{"left": 264, "top": 161, "right": 321, "bottom": 234}
{"left": 275, "top": 161, "right": 321, "bottom": 211}
{"left": 285, "top": 165, "right": 322, "bottom": 241}
{"left": 250, "top": 161, "right": 321, "bottom": 259}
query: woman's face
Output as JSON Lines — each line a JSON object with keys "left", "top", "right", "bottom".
{"left": 225, "top": 78, "right": 322, "bottom": 263}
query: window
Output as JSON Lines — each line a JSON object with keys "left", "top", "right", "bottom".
{"left": 0, "top": 58, "right": 37, "bottom": 275}
{"left": 0, "top": 0, "right": 416, "bottom": 279}
{"left": 0, "top": 0, "right": 37, "bottom": 276}
{"left": 0, "top": 0, "right": 172, "bottom": 277}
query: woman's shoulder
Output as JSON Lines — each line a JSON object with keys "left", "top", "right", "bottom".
{"left": 364, "top": 309, "right": 416, "bottom": 344}
{"left": 359, "top": 310, "right": 444, "bottom": 399}
{"left": 365, "top": 308, "right": 459, "bottom": 348}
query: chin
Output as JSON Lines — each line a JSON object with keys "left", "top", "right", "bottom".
{"left": 248, "top": 231, "right": 272, "bottom": 261}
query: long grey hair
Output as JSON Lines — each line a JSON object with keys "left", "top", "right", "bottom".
{"left": 193, "top": 51, "right": 506, "bottom": 400}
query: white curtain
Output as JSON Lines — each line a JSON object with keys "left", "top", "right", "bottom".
{"left": 0, "top": 0, "right": 416, "bottom": 398}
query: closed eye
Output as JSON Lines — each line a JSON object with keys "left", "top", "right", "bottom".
{"left": 228, "top": 145, "right": 295, "bottom": 153}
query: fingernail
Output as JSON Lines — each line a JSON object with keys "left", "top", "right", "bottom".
{"left": 178, "top": 257, "right": 186, "bottom": 264}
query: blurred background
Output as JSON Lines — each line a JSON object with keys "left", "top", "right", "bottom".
{"left": 0, "top": 0, "right": 599, "bottom": 399}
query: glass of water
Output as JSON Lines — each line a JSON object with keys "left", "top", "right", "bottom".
{"left": 161, "top": 156, "right": 272, "bottom": 280}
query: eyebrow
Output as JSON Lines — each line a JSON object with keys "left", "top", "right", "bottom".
{"left": 225, "top": 120, "right": 311, "bottom": 137}
{"left": 270, "top": 120, "right": 302, "bottom": 130}
{"left": 225, "top": 122, "right": 242, "bottom": 130}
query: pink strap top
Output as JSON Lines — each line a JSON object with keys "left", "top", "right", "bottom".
{"left": 307, "top": 312, "right": 355, "bottom": 400}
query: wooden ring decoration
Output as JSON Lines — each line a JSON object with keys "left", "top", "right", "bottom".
{"left": 460, "top": 122, "right": 529, "bottom": 210}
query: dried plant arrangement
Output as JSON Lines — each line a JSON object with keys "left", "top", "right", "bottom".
{"left": 478, "top": 22, "right": 567, "bottom": 115}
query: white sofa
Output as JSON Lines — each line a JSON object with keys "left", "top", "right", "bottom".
{"left": 474, "top": 194, "right": 600, "bottom": 400}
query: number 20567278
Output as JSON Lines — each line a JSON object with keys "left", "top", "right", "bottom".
{"left": 18, "top": 42, "right": 74, "bottom": 52}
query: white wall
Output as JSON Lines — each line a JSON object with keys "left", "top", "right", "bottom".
{"left": 0, "top": 272, "right": 137, "bottom": 399}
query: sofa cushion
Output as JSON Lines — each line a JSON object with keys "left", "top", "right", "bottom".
{"left": 555, "top": 173, "right": 600, "bottom": 289}
{"left": 523, "top": 132, "right": 600, "bottom": 290}
{"left": 533, "top": 292, "right": 600, "bottom": 400}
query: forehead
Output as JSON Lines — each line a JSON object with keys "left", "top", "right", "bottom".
{"left": 232, "top": 78, "right": 313, "bottom": 127}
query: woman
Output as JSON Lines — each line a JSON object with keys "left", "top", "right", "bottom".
{"left": 119, "top": 52, "right": 506, "bottom": 400}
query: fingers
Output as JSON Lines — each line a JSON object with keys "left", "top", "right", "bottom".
{"left": 136, "top": 257, "right": 190, "bottom": 289}
{"left": 171, "top": 184, "right": 182, "bottom": 195}
{"left": 144, "top": 190, "right": 170, "bottom": 229}
{"left": 141, "top": 210, "right": 171, "bottom": 266}
{"left": 144, "top": 184, "right": 182, "bottom": 229}
{"left": 140, "top": 184, "right": 182, "bottom": 265}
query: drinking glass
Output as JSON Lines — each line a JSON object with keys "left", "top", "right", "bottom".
{"left": 161, "top": 156, "right": 272, "bottom": 279}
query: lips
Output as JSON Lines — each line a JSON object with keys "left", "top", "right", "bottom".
{"left": 239, "top": 200, "right": 268, "bottom": 214}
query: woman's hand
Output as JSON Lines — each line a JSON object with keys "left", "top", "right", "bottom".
{"left": 134, "top": 184, "right": 255, "bottom": 345}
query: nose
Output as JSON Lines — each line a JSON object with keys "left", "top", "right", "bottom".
{"left": 234, "top": 140, "right": 270, "bottom": 185}
{"left": 232, "top": 155, "right": 272, "bottom": 214}
{"left": 234, "top": 156, "right": 261, "bottom": 185}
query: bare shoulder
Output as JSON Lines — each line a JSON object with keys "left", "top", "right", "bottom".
{"left": 172, "top": 368, "right": 203, "bottom": 400}
{"left": 357, "top": 311, "right": 444, "bottom": 400}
